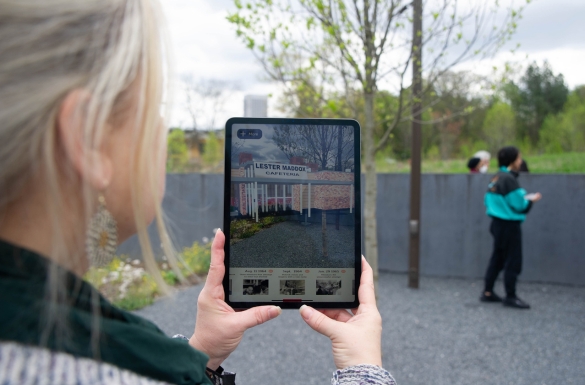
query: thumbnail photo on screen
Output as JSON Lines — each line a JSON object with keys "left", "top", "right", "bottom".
{"left": 242, "top": 279, "right": 269, "bottom": 295}
{"left": 229, "top": 123, "right": 356, "bottom": 269}
{"left": 316, "top": 279, "right": 342, "bottom": 295}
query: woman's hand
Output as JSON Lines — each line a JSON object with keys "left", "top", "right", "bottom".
{"left": 189, "top": 230, "right": 281, "bottom": 369}
{"left": 529, "top": 192, "right": 542, "bottom": 202}
{"left": 299, "top": 257, "right": 383, "bottom": 370}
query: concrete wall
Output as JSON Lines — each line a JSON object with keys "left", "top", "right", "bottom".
{"left": 117, "top": 174, "right": 224, "bottom": 258}
{"left": 372, "top": 174, "right": 585, "bottom": 286}
{"left": 118, "top": 173, "right": 585, "bottom": 285}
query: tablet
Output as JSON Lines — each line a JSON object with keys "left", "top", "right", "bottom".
{"left": 223, "top": 117, "right": 361, "bottom": 309}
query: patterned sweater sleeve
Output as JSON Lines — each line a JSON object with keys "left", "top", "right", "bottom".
{"left": 331, "top": 364, "right": 396, "bottom": 385}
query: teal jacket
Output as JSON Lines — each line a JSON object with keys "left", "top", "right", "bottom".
{"left": 484, "top": 167, "right": 532, "bottom": 222}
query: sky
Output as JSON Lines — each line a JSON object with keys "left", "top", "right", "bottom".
{"left": 160, "top": 0, "right": 585, "bottom": 129}
{"left": 231, "top": 124, "right": 288, "bottom": 167}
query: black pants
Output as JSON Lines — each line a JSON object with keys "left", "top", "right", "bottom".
{"left": 484, "top": 217, "right": 523, "bottom": 298}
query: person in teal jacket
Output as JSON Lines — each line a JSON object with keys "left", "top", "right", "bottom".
{"left": 481, "top": 146, "right": 542, "bottom": 309}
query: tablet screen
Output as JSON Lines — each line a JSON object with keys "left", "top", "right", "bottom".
{"left": 223, "top": 118, "right": 361, "bottom": 308}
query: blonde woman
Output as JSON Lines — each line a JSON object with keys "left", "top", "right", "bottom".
{"left": 0, "top": 1, "right": 394, "bottom": 384}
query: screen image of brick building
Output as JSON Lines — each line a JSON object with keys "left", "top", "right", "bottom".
{"left": 228, "top": 153, "right": 356, "bottom": 267}
{"left": 230, "top": 152, "right": 355, "bottom": 220}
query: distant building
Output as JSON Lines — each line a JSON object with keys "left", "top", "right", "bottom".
{"left": 244, "top": 95, "right": 268, "bottom": 118}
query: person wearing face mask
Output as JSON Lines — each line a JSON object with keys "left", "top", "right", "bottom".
{"left": 481, "top": 146, "right": 542, "bottom": 309}
{"left": 474, "top": 150, "right": 491, "bottom": 174}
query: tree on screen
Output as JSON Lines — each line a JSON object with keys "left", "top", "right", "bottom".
{"left": 272, "top": 124, "right": 354, "bottom": 171}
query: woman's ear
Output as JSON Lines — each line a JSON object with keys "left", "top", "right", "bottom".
{"left": 57, "top": 89, "right": 113, "bottom": 190}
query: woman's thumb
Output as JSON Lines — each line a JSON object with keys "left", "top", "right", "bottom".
{"left": 299, "top": 305, "right": 336, "bottom": 337}
{"left": 237, "top": 305, "right": 282, "bottom": 330}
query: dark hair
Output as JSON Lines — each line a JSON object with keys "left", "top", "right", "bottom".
{"left": 467, "top": 157, "right": 480, "bottom": 170}
{"left": 497, "top": 146, "right": 520, "bottom": 167}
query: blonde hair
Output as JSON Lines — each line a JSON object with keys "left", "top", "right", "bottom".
{"left": 0, "top": 0, "right": 179, "bottom": 350}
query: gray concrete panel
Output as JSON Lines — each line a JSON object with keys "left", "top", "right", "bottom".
{"left": 116, "top": 174, "right": 224, "bottom": 258}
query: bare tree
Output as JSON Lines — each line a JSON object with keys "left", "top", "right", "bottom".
{"left": 182, "top": 75, "right": 239, "bottom": 130}
{"left": 272, "top": 124, "right": 354, "bottom": 171}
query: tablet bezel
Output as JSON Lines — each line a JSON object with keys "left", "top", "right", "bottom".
{"left": 223, "top": 117, "right": 361, "bottom": 309}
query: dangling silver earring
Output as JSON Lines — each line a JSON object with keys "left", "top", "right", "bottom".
{"left": 86, "top": 194, "right": 118, "bottom": 267}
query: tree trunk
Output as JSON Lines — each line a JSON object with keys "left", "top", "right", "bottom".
{"left": 337, "top": 126, "right": 343, "bottom": 171}
{"left": 322, "top": 210, "right": 328, "bottom": 258}
{"left": 363, "top": 91, "right": 379, "bottom": 297}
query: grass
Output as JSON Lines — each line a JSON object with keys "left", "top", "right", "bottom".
{"left": 84, "top": 240, "right": 212, "bottom": 311}
{"left": 375, "top": 151, "right": 585, "bottom": 174}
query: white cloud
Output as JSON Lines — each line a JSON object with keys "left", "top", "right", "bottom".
{"left": 161, "top": 0, "right": 282, "bottom": 128}
{"left": 160, "top": 0, "right": 585, "bottom": 128}
{"left": 454, "top": 47, "right": 585, "bottom": 89}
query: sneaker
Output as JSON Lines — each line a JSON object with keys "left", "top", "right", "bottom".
{"left": 503, "top": 296, "right": 530, "bottom": 309}
{"left": 480, "top": 291, "right": 503, "bottom": 303}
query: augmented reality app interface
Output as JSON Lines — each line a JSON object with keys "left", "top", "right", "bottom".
{"left": 228, "top": 123, "right": 357, "bottom": 303}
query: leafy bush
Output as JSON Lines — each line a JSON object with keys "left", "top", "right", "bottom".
{"left": 167, "top": 129, "right": 189, "bottom": 173}
{"left": 539, "top": 90, "right": 585, "bottom": 154}
{"left": 230, "top": 215, "right": 286, "bottom": 243}
{"left": 180, "top": 242, "right": 211, "bottom": 276}
{"left": 482, "top": 102, "right": 516, "bottom": 153}
{"left": 84, "top": 240, "right": 213, "bottom": 311}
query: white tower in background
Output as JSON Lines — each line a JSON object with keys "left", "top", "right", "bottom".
{"left": 244, "top": 95, "right": 268, "bottom": 118}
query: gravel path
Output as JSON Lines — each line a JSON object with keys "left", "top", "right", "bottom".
{"left": 230, "top": 221, "right": 355, "bottom": 268}
{"left": 136, "top": 273, "right": 585, "bottom": 385}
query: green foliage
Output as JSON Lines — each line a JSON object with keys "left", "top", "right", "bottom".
{"left": 167, "top": 129, "right": 189, "bottom": 173}
{"left": 84, "top": 240, "right": 213, "bottom": 311}
{"left": 425, "top": 145, "right": 440, "bottom": 161}
{"left": 375, "top": 152, "right": 585, "bottom": 174}
{"left": 524, "top": 152, "right": 585, "bottom": 173}
{"left": 202, "top": 131, "right": 223, "bottom": 168}
{"left": 113, "top": 296, "right": 154, "bottom": 311}
{"left": 112, "top": 275, "right": 158, "bottom": 311}
{"left": 482, "top": 102, "right": 516, "bottom": 153}
{"left": 180, "top": 242, "right": 212, "bottom": 276}
{"left": 230, "top": 215, "right": 286, "bottom": 243}
{"left": 161, "top": 270, "right": 179, "bottom": 286}
{"left": 505, "top": 61, "right": 569, "bottom": 145}
{"left": 458, "top": 140, "right": 489, "bottom": 159}
{"left": 539, "top": 88, "right": 585, "bottom": 153}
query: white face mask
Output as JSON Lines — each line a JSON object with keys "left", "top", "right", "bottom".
{"left": 479, "top": 165, "right": 488, "bottom": 174}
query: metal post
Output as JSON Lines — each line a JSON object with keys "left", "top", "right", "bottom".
{"left": 300, "top": 184, "right": 303, "bottom": 214}
{"left": 248, "top": 169, "right": 252, "bottom": 217}
{"left": 245, "top": 168, "right": 249, "bottom": 216}
{"left": 408, "top": 0, "right": 423, "bottom": 289}
{"left": 308, "top": 183, "right": 311, "bottom": 217}
{"left": 255, "top": 181, "right": 259, "bottom": 222}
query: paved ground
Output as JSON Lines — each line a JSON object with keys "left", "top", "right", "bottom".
{"left": 136, "top": 273, "right": 585, "bottom": 385}
{"left": 230, "top": 221, "right": 355, "bottom": 268}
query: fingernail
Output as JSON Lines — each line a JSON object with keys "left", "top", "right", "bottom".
{"left": 299, "top": 305, "right": 313, "bottom": 319}
{"left": 270, "top": 306, "right": 282, "bottom": 318}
